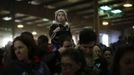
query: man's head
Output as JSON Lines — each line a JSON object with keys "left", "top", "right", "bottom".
{"left": 79, "top": 28, "right": 97, "bottom": 56}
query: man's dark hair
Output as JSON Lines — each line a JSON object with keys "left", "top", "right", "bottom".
{"left": 79, "top": 28, "right": 97, "bottom": 44}
{"left": 21, "top": 31, "right": 33, "bottom": 39}
{"left": 38, "top": 35, "right": 49, "bottom": 45}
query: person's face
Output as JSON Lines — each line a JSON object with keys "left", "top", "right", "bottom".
{"left": 104, "top": 50, "right": 112, "bottom": 62}
{"left": 57, "top": 11, "right": 66, "bottom": 23}
{"left": 63, "top": 40, "right": 71, "bottom": 48}
{"left": 61, "top": 56, "right": 81, "bottom": 75}
{"left": 119, "top": 52, "right": 134, "bottom": 75}
{"left": 79, "top": 42, "right": 95, "bottom": 56}
{"left": 14, "top": 40, "right": 29, "bottom": 61}
{"left": 93, "top": 46, "right": 101, "bottom": 57}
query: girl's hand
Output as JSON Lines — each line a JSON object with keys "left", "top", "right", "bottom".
{"left": 53, "top": 27, "right": 60, "bottom": 33}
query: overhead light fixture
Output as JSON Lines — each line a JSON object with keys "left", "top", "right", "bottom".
{"left": 52, "top": 20, "right": 56, "bottom": 24}
{"left": 15, "top": 19, "right": 21, "bottom": 22}
{"left": 123, "top": 3, "right": 133, "bottom": 7}
{"left": 132, "top": 26, "right": 134, "bottom": 29}
{"left": 32, "top": 31, "right": 37, "bottom": 35}
{"left": 111, "top": 9, "right": 122, "bottom": 14}
{"left": 2, "top": 17, "right": 12, "bottom": 21}
{"left": 30, "top": 0, "right": 41, "bottom": 5}
{"left": 102, "top": 21, "right": 109, "bottom": 26}
{"left": 27, "top": 22, "right": 32, "bottom": 25}
{"left": 100, "top": 6, "right": 112, "bottom": 10}
{"left": 46, "top": 5, "right": 55, "bottom": 9}
{"left": 42, "top": 18, "right": 49, "bottom": 21}
{"left": 17, "top": 24, "right": 24, "bottom": 28}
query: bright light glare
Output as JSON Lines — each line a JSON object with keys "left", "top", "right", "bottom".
{"left": 32, "top": 31, "right": 37, "bottom": 35}
{"left": 52, "top": 20, "right": 56, "bottom": 23}
{"left": 100, "top": 6, "right": 111, "bottom": 10}
{"left": 102, "top": 34, "right": 109, "bottom": 47}
{"left": 42, "top": 18, "right": 49, "bottom": 21}
{"left": 111, "top": 9, "right": 122, "bottom": 14}
{"left": 17, "top": 24, "right": 24, "bottom": 28}
{"left": 65, "top": 22, "right": 69, "bottom": 25}
{"left": 15, "top": 19, "right": 21, "bottom": 22}
{"left": 102, "top": 21, "right": 109, "bottom": 26}
{"left": 123, "top": 3, "right": 133, "bottom": 7}
{"left": 72, "top": 35, "right": 77, "bottom": 45}
{"left": 1, "top": 37, "right": 13, "bottom": 47}
{"left": 132, "top": 26, "right": 134, "bottom": 29}
{"left": 2, "top": 17, "right": 12, "bottom": 21}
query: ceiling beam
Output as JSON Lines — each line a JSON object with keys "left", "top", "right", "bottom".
{"left": 56, "top": 0, "right": 93, "bottom": 9}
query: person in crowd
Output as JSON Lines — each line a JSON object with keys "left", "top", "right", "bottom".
{"left": 20, "top": 31, "right": 34, "bottom": 39}
{"left": 2, "top": 41, "right": 12, "bottom": 67}
{"left": 103, "top": 47, "right": 113, "bottom": 75}
{"left": 110, "top": 35, "right": 125, "bottom": 53}
{"left": 92, "top": 45, "right": 106, "bottom": 75}
{"left": 58, "top": 38, "right": 73, "bottom": 54}
{"left": 78, "top": 28, "right": 97, "bottom": 75}
{"left": 112, "top": 44, "right": 134, "bottom": 75}
{"left": 0, "top": 48, "right": 4, "bottom": 75}
{"left": 49, "top": 9, "right": 72, "bottom": 51}
{"left": 103, "top": 48, "right": 112, "bottom": 68}
{"left": 93, "top": 45, "right": 102, "bottom": 60}
{"left": 37, "top": 35, "right": 51, "bottom": 57}
{"left": 36, "top": 35, "right": 51, "bottom": 75}
{"left": 3, "top": 36, "right": 36, "bottom": 75}
{"left": 60, "top": 48, "right": 87, "bottom": 75}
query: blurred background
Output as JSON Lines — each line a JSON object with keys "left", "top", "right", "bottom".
{"left": 0, "top": 0, "right": 134, "bottom": 47}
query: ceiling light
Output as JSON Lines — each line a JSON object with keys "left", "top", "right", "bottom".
{"left": 100, "top": 6, "right": 112, "bottom": 10}
{"left": 102, "top": 21, "right": 109, "bottom": 26}
{"left": 27, "top": 22, "right": 32, "bottom": 25}
{"left": 42, "top": 18, "right": 49, "bottom": 21}
{"left": 0, "top": 10, "right": 10, "bottom": 15}
{"left": 32, "top": 31, "right": 37, "bottom": 35}
{"left": 15, "top": 19, "right": 21, "bottom": 22}
{"left": 17, "top": 24, "right": 24, "bottom": 28}
{"left": 46, "top": 5, "right": 55, "bottom": 9}
{"left": 132, "top": 26, "right": 134, "bottom": 29}
{"left": 52, "top": 20, "right": 56, "bottom": 24}
{"left": 111, "top": 9, "right": 122, "bottom": 14}
{"left": 2, "top": 17, "right": 12, "bottom": 21}
{"left": 123, "top": 3, "right": 133, "bottom": 7}
{"left": 30, "top": 1, "right": 40, "bottom": 5}
{"left": 37, "top": 24, "right": 44, "bottom": 27}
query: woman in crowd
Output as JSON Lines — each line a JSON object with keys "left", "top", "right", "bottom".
{"left": 103, "top": 47, "right": 113, "bottom": 75}
{"left": 112, "top": 44, "right": 134, "bottom": 75}
{"left": 92, "top": 45, "right": 106, "bottom": 75}
{"left": 3, "top": 36, "right": 36, "bottom": 75}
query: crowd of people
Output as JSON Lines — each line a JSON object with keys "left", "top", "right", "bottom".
{"left": 0, "top": 9, "right": 134, "bottom": 75}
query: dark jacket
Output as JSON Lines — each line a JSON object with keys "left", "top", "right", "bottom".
{"left": 49, "top": 23, "right": 71, "bottom": 45}
{"left": 3, "top": 60, "right": 33, "bottom": 75}
{"left": 43, "top": 51, "right": 61, "bottom": 75}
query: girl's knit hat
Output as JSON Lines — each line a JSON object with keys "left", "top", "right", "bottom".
{"left": 55, "top": 9, "right": 68, "bottom": 21}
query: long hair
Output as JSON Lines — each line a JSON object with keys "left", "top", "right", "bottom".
{"left": 11, "top": 36, "right": 37, "bottom": 60}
